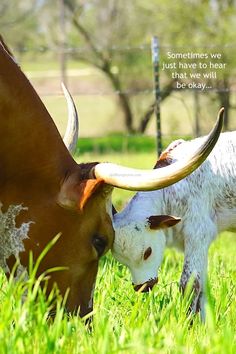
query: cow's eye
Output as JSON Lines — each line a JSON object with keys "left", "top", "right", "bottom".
{"left": 144, "top": 247, "right": 152, "bottom": 260}
{"left": 92, "top": 235, "right": 107, "bottom": 257}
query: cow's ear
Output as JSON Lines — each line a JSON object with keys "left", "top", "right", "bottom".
{"left": 58, "top": 175, "right": 105, "bottom": 211}
{"left": 147, "top": 215, "right": 181, "bottom": 230}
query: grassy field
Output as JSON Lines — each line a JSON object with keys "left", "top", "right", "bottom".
{"left": 21, "top": 58, "right": 236, "bottom": 138}
{"left": 0, "top": 150, "right": 235, "bottom": 354}
{"left": 0, "top": 59, "right": 235, "bottom": 353}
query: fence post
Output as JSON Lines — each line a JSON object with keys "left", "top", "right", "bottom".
{"left": 194, "top": 90, "right": 200, "bottom": 137}
{"left": 151, "top": 36, "right": 162, "bottom": 157}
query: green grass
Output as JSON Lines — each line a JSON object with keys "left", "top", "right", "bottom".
{"left": 42, "top": 95, "right": 118, "bottom": 138}
{"left": 74, "top": 134, "right": 190, "bottom": 155}
{"left": 0, "top": 151, "right": 235, "bottom": 353}
{"left": 0, "top": 233, "right": 235, "bottom": 353}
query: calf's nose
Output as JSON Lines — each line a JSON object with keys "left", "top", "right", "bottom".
{"left": 133, "top": 277, "right": 158, "bottom": 292}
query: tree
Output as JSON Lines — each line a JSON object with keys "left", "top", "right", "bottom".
{"left": 0, "top": 0, "right": 41, "bottom": 57}
{"left": 144, "top": 0, "right": 236, "bottom": 130}
{"left": 38, "top": 0, "right": 176, "bottom": 133}
{"left": 63, "top": 0, "right": 162, "bottom": 133}
{"left": 47, "top": 0, "right": 236, "bottom": 131}
{"left": 2, "top": 0, "right": 235, "bottom": 132}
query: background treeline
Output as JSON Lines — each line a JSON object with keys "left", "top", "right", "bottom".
{"left": 1, "top": 0, "right": 236, "bottom": 139}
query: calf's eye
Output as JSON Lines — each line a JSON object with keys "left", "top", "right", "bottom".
{"left": 144, "top": 247, "right": 152, "bottom": 260}
{"left": 92, "top": 235, "right": 107, "bottom": 257}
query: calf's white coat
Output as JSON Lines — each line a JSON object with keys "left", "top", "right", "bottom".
{"left": 113, "top": 131, "right": 236, "bottom": 318}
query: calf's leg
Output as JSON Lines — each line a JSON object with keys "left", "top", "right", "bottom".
{"left": 180, "top": 234, "right": 212, "bottom": 321}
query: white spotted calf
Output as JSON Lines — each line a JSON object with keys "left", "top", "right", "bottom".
{"left": 113, "top": 131, "right": 236, "bottom": 319}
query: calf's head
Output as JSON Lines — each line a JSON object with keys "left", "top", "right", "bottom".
{"left": 113, "top": 211, "right": 181, "bottom": 292}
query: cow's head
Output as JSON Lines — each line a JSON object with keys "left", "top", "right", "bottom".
{"left": 51, "top": 166, "right": 115, "bottom": 316}
{"left": 111, "top": 109, "right": 224, "bottom": 293}
{"left": 0, "top": 36, "right": 223, "bottom": 317}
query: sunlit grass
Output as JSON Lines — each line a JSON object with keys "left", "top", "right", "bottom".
{"left": 0, "top": 146, "right": 235, "bottom": 352}
{"left": 0, "top": 232, "right": 235, "bottom": 353}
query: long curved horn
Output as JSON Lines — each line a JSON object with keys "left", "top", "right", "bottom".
{"left": 93, "top": 108, "right": 224, "bottom": 191}
{"left": 62, "top": 83, "right": 79, "bottom": 154}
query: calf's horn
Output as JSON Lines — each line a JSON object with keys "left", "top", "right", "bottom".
{"left": 93, "top": 108, "right": 224, "bottom": 191}
{"left": 62, "top": 82, "right": 79, "bottom": 154}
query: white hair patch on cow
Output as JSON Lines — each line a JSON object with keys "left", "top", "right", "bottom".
{"left": 0, "top": 203, "right": 31, "bottom": 274}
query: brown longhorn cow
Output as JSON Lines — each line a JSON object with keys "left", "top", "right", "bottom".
{"left": 0, "top": 36, "right": 223, "bottom": 317}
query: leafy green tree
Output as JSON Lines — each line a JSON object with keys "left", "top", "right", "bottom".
{"left": 58, "top": 0, "right": 236, "bottom": 131}
{"left": 37, "top": 0, "right": 175, "bottom": 133}
{"left": 1, "top": 0, "right": 235, "bottom": 131}
{"left": 0, "top": 0, "right": 41, "bottom": 57}
{"left": 142, "top": 0, "right": 236, "bottom": 129}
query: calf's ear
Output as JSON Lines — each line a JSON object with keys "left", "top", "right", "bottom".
{"left": 147, "top": 215, "right": 181, "bottom": 230}
{"left": 58, "top": 174, "right": 105, "bottom": 211}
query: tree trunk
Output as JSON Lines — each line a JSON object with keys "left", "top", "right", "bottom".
{"left": 104, "top": 67, "right": 134, "bottom": 133}
{"left": 138, "top": 80, "right": 176, "bottom": 133}
{"left": 139, "top": 103, "right": 155, "bottom": 133}
{"left": 217, "top": 89, "right": 230, "bottom": 130}
{"left": 117, "top": 91, "right": 134, "bottom": 133}
{"left": 65, "top": 2, "right": 135, "bottom": 133}
{"left": 194, "top": 90, "right": 200, "bottom": 137}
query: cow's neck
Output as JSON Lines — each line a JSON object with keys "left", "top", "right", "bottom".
{"left": 0, "top": 44, "right": 75, "bottom": 186}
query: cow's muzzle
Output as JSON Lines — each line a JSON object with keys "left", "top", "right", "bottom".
{"left": 133, "top": 277, "right": 158, "bottom": 292}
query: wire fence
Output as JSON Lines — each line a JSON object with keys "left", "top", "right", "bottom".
{"left": 16, "top": 43, "right": 236, "bottom": 142}
{"left": 15, "top": 42, "right": 236, "bottom": 54}
{"left": 18, "top": 42, "right": 236, "bottom": 95}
